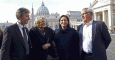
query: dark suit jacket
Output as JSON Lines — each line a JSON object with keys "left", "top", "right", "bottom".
{"left": 77, "top": 20, "right": 111, "bottom": 60}
{"left": 1, "top": 23, "right": 31, "bottom": 60}
{"left": 29, "top": 27, "right": 57, "bottom": 60}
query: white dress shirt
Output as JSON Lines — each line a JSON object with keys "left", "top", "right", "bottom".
{"left": 82, "top": 20, "right": 93, "bottom": 53}
{"left": 17, "top": 22, "right": 28, "bottom": 41}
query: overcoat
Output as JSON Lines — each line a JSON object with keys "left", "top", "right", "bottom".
{"left": 54, "top": 26, "right": 80, "bottom": 60}
{"left": 29, "top": 27, "right": 57, "bottom": 60}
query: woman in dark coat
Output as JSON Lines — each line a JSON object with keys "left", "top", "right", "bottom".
{"left": 54, "top": 15, "right": 80, "bottom": 60}
{"left": 29, "top": 17, "right": 57, "bottom": 60}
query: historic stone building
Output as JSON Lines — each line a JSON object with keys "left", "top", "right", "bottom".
{"left": 26, "top": 1, "right": 60, "bottom": 30}
{"left": 90, "top": 0, "right": 115, "bottom": 31}
{"left": 66, "top": 11, "right": 82, "bottom": 30}
{"left": 27, "top": 1, "right": 83, "bottom": 30}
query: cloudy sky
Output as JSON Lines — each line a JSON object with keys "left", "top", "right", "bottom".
{"left": 0, "top": 0, "right": 94, "bottom": 23}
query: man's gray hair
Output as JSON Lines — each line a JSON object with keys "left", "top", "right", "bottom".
{"left": 16, "top": 7, "right": 30, "bottom": 19}
{"left": 87, "top": 8, "right": 93, "bottom": 13}
{"left": 82, "top": 8, "right": 93, "bottom": 13}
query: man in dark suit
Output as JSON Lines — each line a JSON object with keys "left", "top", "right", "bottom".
{"left": 77, "top": 8, "right": 111, "bottom": 60}
{"left": 1, "top": 7, "right": 31, "bottom": 60}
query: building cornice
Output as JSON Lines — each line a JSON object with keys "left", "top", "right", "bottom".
{"left": 92, "top": 4, "right": 112, "bottom": 10}
{"left": 89, "top": 0, "right": 98, "bottom": 8}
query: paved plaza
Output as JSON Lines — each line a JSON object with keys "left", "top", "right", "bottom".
{"left": 107, "top": 34, "right": 115, "bottom": 60}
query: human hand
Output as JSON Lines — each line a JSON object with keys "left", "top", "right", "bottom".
{"left": 42, "top": 43, "right": 51, "bottom": 50}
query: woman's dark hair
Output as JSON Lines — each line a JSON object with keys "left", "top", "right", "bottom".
{"left": 59, "top": 15, "right": 70, "bottom": 28}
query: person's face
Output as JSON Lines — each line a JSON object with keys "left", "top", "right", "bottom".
{"left": 20, "top": 13, "right": 30, "bottom": 25}
{"left": 38, "top": 19, "right": 46, "bottom": 28}
{"left": 81, "top": 9, "right": 92, "bottom": 23}
{"left": 60, "top": 17, "right": 68, "bottom": 28}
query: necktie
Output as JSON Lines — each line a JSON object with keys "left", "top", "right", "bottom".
{"left": 22, "top": 27, "right": 29, "bottom": 55}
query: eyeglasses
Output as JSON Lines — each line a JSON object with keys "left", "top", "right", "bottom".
{"left": 81, "top": 12, "right": 91, "bottom": 16}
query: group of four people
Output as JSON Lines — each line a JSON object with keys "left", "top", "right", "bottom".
{"left": 1, "top": 7, "right": 111, "bottom": 60}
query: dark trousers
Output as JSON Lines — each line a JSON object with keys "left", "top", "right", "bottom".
{"left": 81, "top": 50, "right": 93, "bottom": 60}
{"left": 27, "top": 55, "right": 31, "bottom": 60}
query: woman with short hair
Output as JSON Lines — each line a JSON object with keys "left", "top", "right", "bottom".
{"left": 29, "top": 17, "right": 57, "bottom": 60}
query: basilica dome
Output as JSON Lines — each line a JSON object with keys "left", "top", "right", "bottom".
{"left": 37, "top": 1, "right": 49, "bottom": 15}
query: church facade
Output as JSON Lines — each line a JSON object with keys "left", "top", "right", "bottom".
{"left": 26, "top": 1, "right": 82, "bottom": 30}
{"left": 26, "top": 1, "right": 60, "bottom": 30}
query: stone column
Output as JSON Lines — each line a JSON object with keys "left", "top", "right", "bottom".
{"left": 108, "top": 8, "right": 113, "bottom": 30}
{"left": 102, "top": 11, "right": 105, "bottom": 22}
{"left": 53, "top": 22, "right": 55, "bottom": 30}
{"left": 75, "top": 25, "right": 77, "bottom": 30}
{"left": 73, "top": 25, "right": 74, "bottom": 29}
